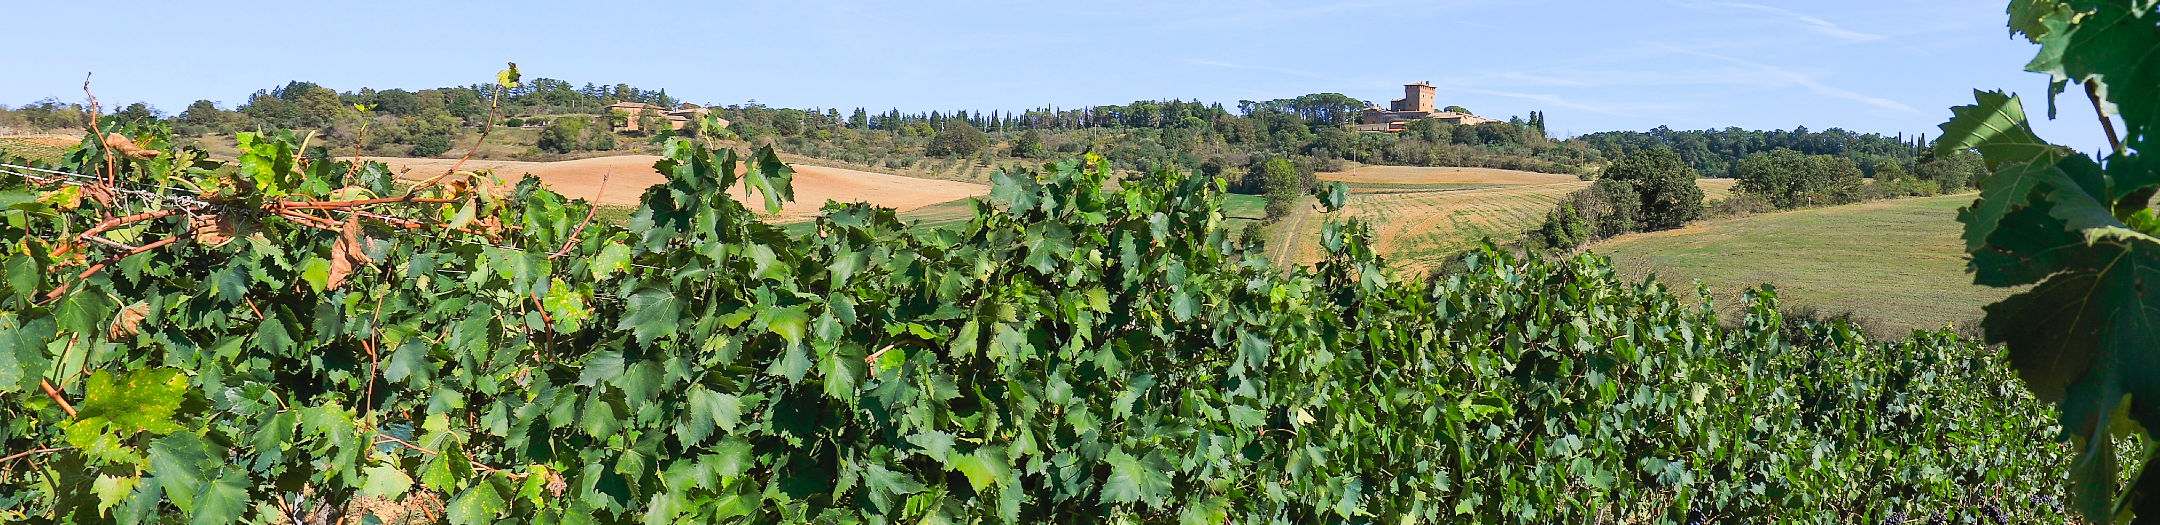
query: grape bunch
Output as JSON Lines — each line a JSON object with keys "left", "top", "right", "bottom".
{"left": 1979, "top": 501, "right": 2005, "bottom": 525}
{"left": 2030, "top": 493, "right": 2061, "bottom": 513}
{"left": 1685, "top": 509, "right": 1707, "bottom": 525}
{"left": 1882, "top": 510, "right": 1906, "bottom": 525}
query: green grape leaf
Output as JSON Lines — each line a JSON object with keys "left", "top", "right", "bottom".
{"left": 64, "top": 368, "right": 188, "bottom": 446}
{"left": 907, "top": 430, "right": 957, "bottom": 463}
{"left": 1940, "top": 91, "right": 2076, "bottom": 250}
{"left": 819, "top": 342, "right": 866, "bottom": 401}
{"left": 541, "top": 278, "right": 590, "bottom": 334}
{"left": 6, "top": 252, "right": 40, "bottom": 299}
{"left": 682, "top": 387, "right": 743, "bottom": 445}
{"left": 188, "top": 473, "right": 248, "bottom": 525}
{"left": 1320, "top": 181, "right": 1349, "bottom": 212}
{"left": 1100, "top": 448, "right": 1172, "bottom": 507}
{"left": 298, "top": 257, "right": 330, "bottom": 293}
{"left": 990, "top": 170, "right": 1042, "bottom": 213}
{"left": 1979, "top": 234, "right": 2160, "bottom": 523}
{"left": 363, "top": 464, "right": 414, "bottom": 499}
{"left": 946, "top": 446, "right": 1011, "bottom": 493}
{"left": 447, "top": 480, "right": 507, "bottom": 525}
{"left": 709, "top": 437, "right": 755, "bottom": 479}
{"left": 0, "top": 313, "right": 55, "bottom": 394}
{"left": 744, "top": 145, "right": 796, "bottom": 214}
{"left": 591, "top": 242, "right": 633, "bottom": 281}
{"left": 94, "top": 474, "right": 138, "bottom": 515}
{"left": 617, "top": 288, "right": 679, "bottom": 345}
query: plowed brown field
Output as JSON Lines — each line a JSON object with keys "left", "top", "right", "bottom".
{"left": 363, "top": 156, "right": 988, "bottom": 222}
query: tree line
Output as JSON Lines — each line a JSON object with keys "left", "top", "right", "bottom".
{"left": 1530, "top": 143, "right": 1989, "bottom": 252}
{"left": 1578, "top": 125, "right": 1930, "bottom": 179}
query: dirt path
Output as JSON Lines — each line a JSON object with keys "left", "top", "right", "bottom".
{"left": 362, "top": 155, "right": 989, "bottom": 222}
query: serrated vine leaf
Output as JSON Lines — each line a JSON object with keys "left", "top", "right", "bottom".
{"left": 64, "top": 368, "right": 187, "bottom": 443}
{"left": 1955, "top": 3, "right": 2160, "bottom": 521}
{"left": 744, "top": 145, "right": 795, "bottom": 214}
{"left": 189, "top": 474, "right": 248, "bottom": 525}
{"left": 362, "top": 464, "right": 414, "bottom": 499}
{"left": 447, "top": 480, "right": 507, "bottom": 525}
{"left": 1940, "top": 91, "right": 2075, "bottom": 250}
{"left": 1100, "top": 449, "right": 1172, "bottom": 507}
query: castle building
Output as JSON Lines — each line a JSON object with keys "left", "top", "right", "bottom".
{"left": 1357, "top": 82, "right": 1489, "bottom": 132}
{"left": 605, "top": 102, "right": 728, "bottom": 132}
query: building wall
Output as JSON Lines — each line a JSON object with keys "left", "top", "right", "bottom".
{"left": 1405, "top": 84, "right": 1435, "bottom": 113}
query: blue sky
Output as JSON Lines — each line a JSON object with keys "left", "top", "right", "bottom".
{"left": 2, "top": 0, "right": 2109, "bottom": 151}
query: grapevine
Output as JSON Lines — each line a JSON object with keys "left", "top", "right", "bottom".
{"left": 1941, "top": 0, "right": 2160, "bottom": 521}
{"left": 0, "top": 68, "right": 2072, "bottom": 524}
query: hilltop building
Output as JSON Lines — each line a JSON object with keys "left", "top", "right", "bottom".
{"left": 606, "top": 102, "right": 727, "bottom": 132}
{"left": 1357, "top": 82, "right": 1490, "bottom": 132}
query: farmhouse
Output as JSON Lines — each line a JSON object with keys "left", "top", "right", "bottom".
{"left": 1357, "top": 82, "right": 1490, "bottom": 132}
{"left": 606, "top": 102, "right": 728, "bottom": 132}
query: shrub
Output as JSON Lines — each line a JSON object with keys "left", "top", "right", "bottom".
{"left": 537, "top": 117, "right": 587, "bottom": 154}
{"left": 927, "top": 121, "right": 986, "bottom": 156}
{"left": 409, "top": 132, "right": 453, "bottom": 157}
{"left": 1012, "top": 129, "right": 1047, "bottom": 159}
{"left": 1601, "top": 147, "right": 1703, "bottom": 231}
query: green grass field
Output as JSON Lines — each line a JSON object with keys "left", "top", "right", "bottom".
{"left": 1589, "top": 194, "right": 2009, "bottom": 335}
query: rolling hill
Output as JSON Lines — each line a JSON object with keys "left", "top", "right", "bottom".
{"left": 1587, "top": 193, "right": 2006, "bottom": 334}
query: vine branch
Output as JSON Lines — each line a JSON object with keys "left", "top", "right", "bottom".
{"left": 2087, "top": 81, "right": 2124, "bottom": 155}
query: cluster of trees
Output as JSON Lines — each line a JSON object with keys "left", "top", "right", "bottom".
{"left": 535, "top": 116, "right": 618, "bottom": 154}
{"left": 724, "top": 93, "right": 1595, "bottom": 186}
{"left": 0, "top": 100, "right": 127, "bottom": 131}
{"left": 1532, "top": 143, "right": 1990, "bottom": 252}
{"left": 1732, "top": 147, "right": 1984, "bottom": 211}
{"left": 1532, "top": 148, "right": 1703, "bottom": 250}
{"left": 1579, "top": 125, "right": 1927, "bottom": 179}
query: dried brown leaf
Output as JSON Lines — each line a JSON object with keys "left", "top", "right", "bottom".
{"left": 107, "top": 302, "right": 148, "bottom": 339}
{"left": 326, "top": 214, "right": 373, "bottom": 290}
{"left": 102, "top": 133, "right": 160, "bottom": 159}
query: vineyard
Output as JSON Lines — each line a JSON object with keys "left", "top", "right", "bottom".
{"left": 2, "top": 0, "right": 2156, "bottom": 521}
{"left": 0, "top": 115, "right": 2078, "bottom": 523}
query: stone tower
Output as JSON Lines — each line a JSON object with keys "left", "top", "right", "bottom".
{"left": 1405, "top": 82, "right": 1435, "bottom": 113}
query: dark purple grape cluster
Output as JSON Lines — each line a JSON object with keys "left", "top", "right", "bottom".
{"left": 1882, "top": 510, "right": 1906, "bottom": 525}
{"left": 1685, "top": 509, "right": 1707, "bottom": 525}
{"left": 2030, "top": 493, "right": 2061, "bottom": 513}
{"left": 1980, "top": 501, "right": 2005, "bottom": 524}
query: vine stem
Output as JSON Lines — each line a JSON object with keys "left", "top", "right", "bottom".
{"left": 0, "top": 447, "right": 68, "bottom": 464}
{"left": 42, "top": 234, "right": 186, "bottom": 303}
{"left": 550, "top": 171, "right": 609, "bottom": 258}
{"left": 372, "top": 434, "right": 530, "bottom": 479}
{"left": 82, "top": 74, "right": 115, "bottom": 189}
{"left": 409, "top": 77, "right": 507, "bottom": 198}
{"left": 37, "top": 380, "right": 75, "bottom": 417}
{"left": 2087, "top": 81, "right": 2124, "bottom": 156}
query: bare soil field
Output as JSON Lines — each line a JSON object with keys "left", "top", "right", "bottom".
{"left": 361, "top": 155, "right": 988, "bottom": 222}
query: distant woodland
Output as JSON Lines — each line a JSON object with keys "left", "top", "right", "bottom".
{"left": 0, "top": 78, "right": 1952, "bottom": 189}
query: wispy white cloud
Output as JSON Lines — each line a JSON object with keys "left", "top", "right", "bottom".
{"left": 1654, "top": 45, "right": 1918, "bottom": 113}
{"left": 1431, "top": 86, "right": 1644, "bottom": 117}
{"left": 1677, "top": 2, "right": 1885, "bottom": 42}
{"left": 1185, "top": 59, "right": 1327, "bottom": 79}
